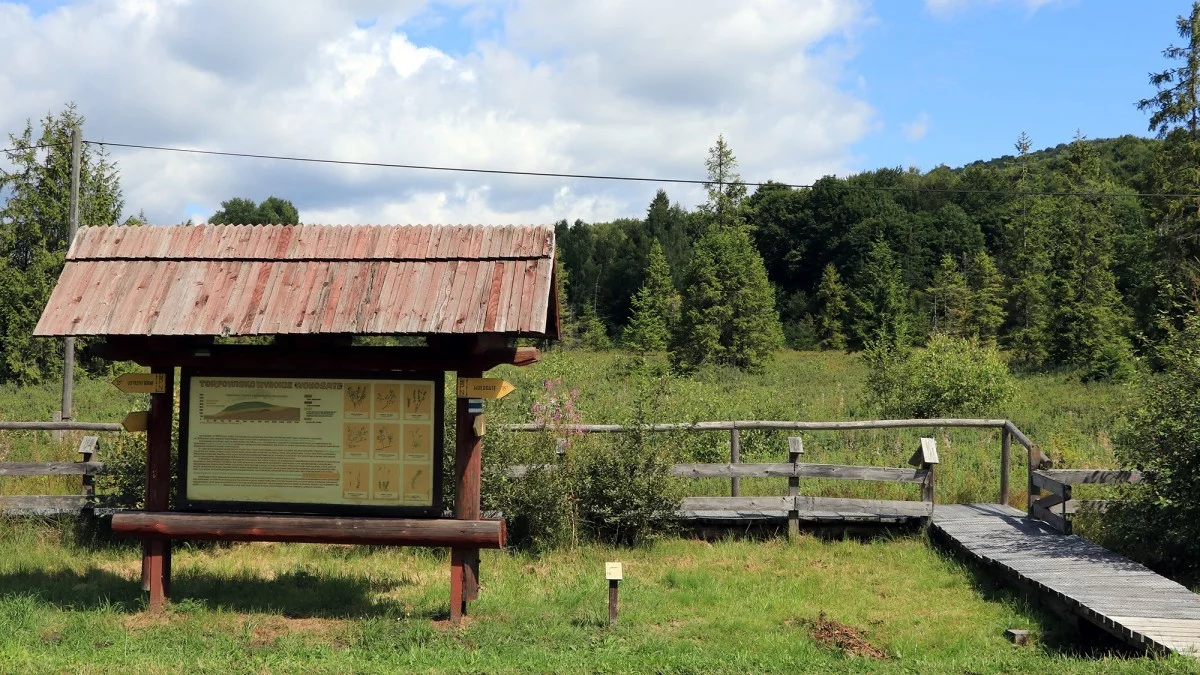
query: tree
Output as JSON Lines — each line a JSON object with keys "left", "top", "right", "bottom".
{"left": 967, "top": 251, "right": 1005, "bottom": 343}
{"left": 1044, "top": 133, "right": 1135, "bottom": 379}
{"left": 851, "top": 240, "right": 913, "bottom": 352}
{"left": 672, "top": 226, "right": 783, "bottom": 371}
{"left": 209, "top": 196, "right": 300, "bottom": 224}
{"left": 0, "top": 104, "right": 124, "bottom": 382}
{"left": 926, "top": 254, "right": 971, "bottom": 337}
{"left": 815, "top": 263, "right": 848, "bottom": 350}
{"left": 1139, "top": 2, "right": 1200, "bottom": 310}
{"left": 1002, "top": 133, "right": 1052, "bottom": 364}
{"left": 625, "top": 240, "right": 678, "bottom": 352}
{"left": 1110, "top": 316, "right": 1200, "bottom": 583}
{"left": 672, "top": 137, "right": 783, "bottom": 371}
{"left": 698, "top": 134, "right": 748, "bottom": 229}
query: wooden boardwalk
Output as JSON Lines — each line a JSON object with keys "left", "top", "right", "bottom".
{"left": 931, "top": 504, "right": 1200, "bottom": 657}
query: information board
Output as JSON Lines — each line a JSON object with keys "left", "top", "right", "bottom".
{"left": 179, "top": 371, "right": 443, "bottom": 515}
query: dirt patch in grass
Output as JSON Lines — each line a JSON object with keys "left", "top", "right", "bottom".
{"left": 242, "top": 616, "right": 346, "bottom": 648}
{"left": 793, "top": 611, "right": 888, "bottom": 660}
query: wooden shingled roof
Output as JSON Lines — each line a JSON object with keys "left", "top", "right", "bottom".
{"left": 34, "top": 224, "right": 560, "bottom": 339}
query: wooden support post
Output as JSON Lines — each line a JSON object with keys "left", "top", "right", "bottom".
{"left": 909, "top": 438, "right": 939, "bottom": 506}
{"left": 78, "top": 436, "right": 98, "bottom": 504}
{"left": 452, "top": 368, "right": 484, "bottom": 622}
{"left": 729, "top": 427, "right": 741, "bottom": 497}
{"left": 61, "top": 126, "right": 80, "bottom": 429}
{"left": 1000, "top": 426, "right": 1011, "bottom": 506}
{"left": 144, "top": 366, "right": 174, "bottom": 611}
{"left": 449, "top": 548, "right": 465, "bottom": 623}
{"left": 1028, "top": 447, "right": 1040, "bottom": 511}
{"left": 608, "top": 579, "right": 619, "bottom": 625}
{"left": 787, "top": 436, "right": 803, "bottom": 540}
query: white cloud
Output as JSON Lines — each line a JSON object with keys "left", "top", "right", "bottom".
{"left": 0, "top": 0, "right": 875, "bottom": 225}
{"left": 902, "top": 112, "right": 931, "bottom": 142}
{"left": 925, "top": 0, "right": 1058, "bottom": 16}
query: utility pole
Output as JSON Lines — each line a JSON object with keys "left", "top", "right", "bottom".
{"left": 62, "top": 125, "right": 80, "bottom": 425}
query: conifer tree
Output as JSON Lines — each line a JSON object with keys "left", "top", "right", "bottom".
{"left": 1139, "top": 1, "right": 1200, "bottom": 310}
{"left": 672, "top": 136, "right": 782, "bottom": 372}
{"left": 1003, "top": 132, "right": 1052, "bottom": 364}
{"left": 1045, "top": 133, "right": 1134, "bottom": 377}
{"left": 926, "top": 254, "right": 971, "bottom": 337}
{"left": 815, "top": 263, "right": 848, "bottom": 350}
{"left": 0, "top": 104, "right": 124, "bottom": 383}
{"left": 851, "top": 240, "right": 913, "bottom": 352}
{"left": 625, "top": 240, "right": 679, "bottom": 352}
{"left": 967, "top": 251, "right": 1005, "bottom": 344}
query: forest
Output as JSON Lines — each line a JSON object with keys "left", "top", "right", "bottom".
{"left": 555, "top": 132, "right": 1172, "bottom": 380}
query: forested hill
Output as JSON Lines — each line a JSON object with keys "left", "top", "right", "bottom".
{"left": 960, "top": 135, "right": 1159, "bottom": 191}
{"left": 556, "top": 132, "right": 1178, "bottom": 378}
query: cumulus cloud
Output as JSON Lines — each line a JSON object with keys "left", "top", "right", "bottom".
{"left": 0, "top": 0, "right": 875, "bottom": 225}
{"left": 902, "top": 112, "right": 931, "bottom": 142}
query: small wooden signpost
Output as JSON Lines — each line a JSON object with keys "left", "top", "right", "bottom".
{"left": 606, "top": 561, "right": 623, "bottom": 625}
{"left": 456, "top": 378, "right": 515, "bottom": 399}
{"left": 113, "top": 373, "right": 168, "bottom": 394}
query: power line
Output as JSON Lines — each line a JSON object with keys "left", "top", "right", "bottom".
{"left": 65, "top": 138, "right": 1200, "bottom": 200}
{"left": 0, "top": 141, "right": 74, "bottom": 154}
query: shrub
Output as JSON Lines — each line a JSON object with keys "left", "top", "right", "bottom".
{"left": 868, "top": 334, "right": 1015, "bottom": 418}
{"left": 573, "top": 364, "right": 681, "bottom": 545}
{"left": 482, "top": 362, "right": 681, "bottom": 550}
{"left": 1104, "top": 317, "right": 1200, "bottom": 583}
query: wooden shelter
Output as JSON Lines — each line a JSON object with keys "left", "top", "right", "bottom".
{"left": 34, "top": 223, "right": 560, "bottom": 620}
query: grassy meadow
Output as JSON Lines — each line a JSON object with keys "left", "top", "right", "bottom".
{"left": 1, "top": 349, "right": 1179, "bottom": 673}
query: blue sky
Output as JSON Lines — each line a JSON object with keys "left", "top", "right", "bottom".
{"left": 0, "top": 1, "right": 1193, "bottom": 224}
{"left": 851, "top": 1, "right": 1181, "bottom": 170}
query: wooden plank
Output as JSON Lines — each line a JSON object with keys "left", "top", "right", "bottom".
{"left": 1039, "top": 469, "right": 1143, "bottom": 485}
{"left": 111, "top": 511, "right": 507, "bottom": 548}
{"left": 0, "top": 495, "right": 90, "bottom": 515}
{"left": 0, "top": 421, "right": 122, "bottom": 432}
{"left": 788, "top": 438, "right": 802, "bottom": 539}
{"left": 669, "top": 462, "right": 926, "bottom": 482}
{"left": 797, "top": 496, "right": 932, "bottom": 517}
{"left": 1031, "top": 471, "right": 1072, "bottom": 499}
{"left": 671, "top": 463, "right": 794, "bottom": 478}
{"left": 0, "top": 458, "right": 106, "bottom": 475}
{"left": 797, "top": 464, "right": 927, "bottom": 483}
{"left": 0, "top": 462, "right": 105, "bottom": 476}
{"left": 680, "top": 497, "right": 793, "bottom": 512}
{"left": 499, "top": 419, "right": 1012, "bottom": 433}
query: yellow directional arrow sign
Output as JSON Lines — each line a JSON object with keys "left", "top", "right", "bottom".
{"left": 122, "top": 411, "right": 149, "bottom": 433}
{"left": 113, "top": 372, "right": 167, "bottom": 394}
{"left": 456, "top": 378, "right": 516, "bottom": 399}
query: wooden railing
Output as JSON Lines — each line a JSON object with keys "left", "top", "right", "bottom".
{"left": 1029, "top": 469, "right": 1143, "bottom": 534}
{"left": 499, "top": 418, "right": 1038, "bottom": 507}
{"left": 0, "top": 434, "right": 105, "bottom": 515}
{"left": 673, "top": 436, "right": 940, "bottom": 532}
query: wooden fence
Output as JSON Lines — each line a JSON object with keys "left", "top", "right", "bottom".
{"left": 500, "top": 418, "right": 1038, "bottom": 507}
{"left": 0, "top": 419, "right": 121, "bottom": 516}
{"left": 1029, "top": 469, "right": 1144, "bottom": 534}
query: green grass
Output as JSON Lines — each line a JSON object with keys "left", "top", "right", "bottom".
{"left": 0, "top": 520, "right": 1194, "bottom": 673}
{"left": 0, "top": 349, "right": 1175, "bottom": 672}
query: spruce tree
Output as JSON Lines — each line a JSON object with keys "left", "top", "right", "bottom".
{"left": 0, "top": 104, "right": 124, "bottom": 383}
{"left": 815, "top": 263, "right": 848, "bottom": 350}
{"left": 967, "top": 251, "right": 1005, "bottom": 344}
{"left": 672, "top": 136, "right": 783, "bottom": 372}
{"left": 625, "top": 240, "right": 679, "bottom": 352}
{"left": 926, "top": 254, "right": 971, "bottom": 337}
{"left": 851, "top": 240, "right": 913, "bottom": 352}
{"left": 1003, "top": 132, "right": 1052, "bottom": 364}
{"left": 1139, "top": 1, "right": 1200, "bottom": 310}
{"left": 1046, "top": 134, "right": 1135, "bottom": 378}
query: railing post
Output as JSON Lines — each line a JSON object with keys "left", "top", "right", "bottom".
{"left": 1000, "top": 425, "right": 1011, "bottom": 506}
{"left": 787, "top": 437, "right": 803, "bottom": 540}
{"left": 78, "top": 436, "right": 99, "bottom": 505}
{"left": 909, "top": 438, "right": 939, "bottom": 506}
{"left": 730, "top": 427, "right": 740, "bottom": 497}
